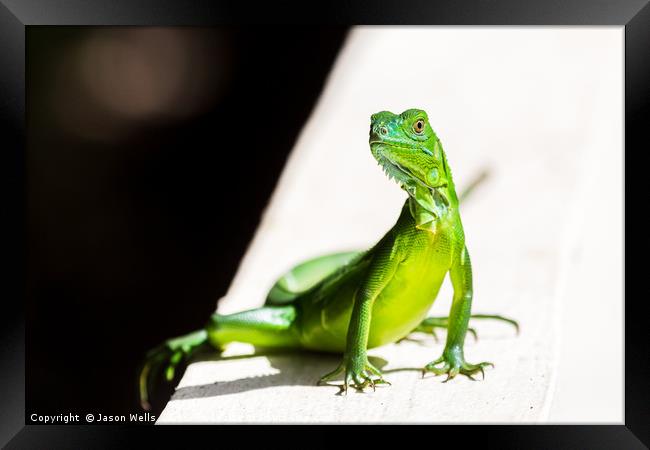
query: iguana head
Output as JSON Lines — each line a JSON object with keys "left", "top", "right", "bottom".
{"left": 369, "top": 108, "right": 455, "bottom": 230}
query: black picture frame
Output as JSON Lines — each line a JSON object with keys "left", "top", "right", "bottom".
{"left": 1, "top": 1, "right": 645, "bottom": 447}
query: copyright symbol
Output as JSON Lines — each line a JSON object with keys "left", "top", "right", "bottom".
{"left": 86, "top": 414, "right": 94, "bottom": 422}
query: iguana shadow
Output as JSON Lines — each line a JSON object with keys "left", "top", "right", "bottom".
{"left": 169, "top": 325, "right": 519, "bottom": 401}
{"left": 169, "top": 349, "right": 425, "bottom": 401}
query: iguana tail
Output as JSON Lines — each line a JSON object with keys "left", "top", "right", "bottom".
{"left": 458, "top": 168, "right": 490, "bottom": 204}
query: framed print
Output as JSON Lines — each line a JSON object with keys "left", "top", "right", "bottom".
{"left": 0, "top": 0, "right": 645, "bottom": 447}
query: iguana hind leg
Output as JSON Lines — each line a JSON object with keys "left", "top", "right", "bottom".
{"left": 401, "top": 313, "right": 519, "bottom": 343}
{"left": 139, "top": 329, "right": 211, "bottom": 410}
{"left": 206, "top": 305, "right": 301, "bottom": 349}
{"left": 266, "top": 251, "right": 362, "bottom": 304}
{"left": 140, "top": 305, "right": 301, "bottom": 410}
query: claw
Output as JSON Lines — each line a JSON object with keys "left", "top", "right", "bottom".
{"left": 424, "top": 363, "right": 449, "bottom": 376}
{"left": 170, "top": 351, "right": 183, "bottom": 365}
{"left": 165, "top": 365, "right": 175, "bottom": 382}
{"left": 423, "top": 354, "right": 494, "bottom": 382}
{"left": 468, "top": 327, "right": 478, "bottom": 342}
{"left": 320, "top": 359, "right": 388, "bottom": 394}
{"left": 318, "top": 364, "right": 345, "bottom": 386}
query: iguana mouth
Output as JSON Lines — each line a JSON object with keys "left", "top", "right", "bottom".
{"left": 369, "top": 139, "right": 420, "bottom": 150}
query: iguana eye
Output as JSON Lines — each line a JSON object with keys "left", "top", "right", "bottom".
{"left": 413, "top": 119, "right": 425, "bottom": 134}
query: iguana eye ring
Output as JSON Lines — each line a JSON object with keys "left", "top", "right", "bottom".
{"left": 413, "top": 119, "right": 425, "bottom": 134}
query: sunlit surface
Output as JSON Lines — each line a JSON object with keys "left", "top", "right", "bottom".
{"left": 159, "top": 27, "right": 623, "bottom": 424}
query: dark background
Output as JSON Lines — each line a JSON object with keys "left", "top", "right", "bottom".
{"left": 25, "top": 26, "right": 349, "bottom": 418}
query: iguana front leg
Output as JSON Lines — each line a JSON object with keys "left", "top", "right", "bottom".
{"left": 318, "top": 241, "right": 397, "bottom": 394}
{"left": 423, "top": 246, "right": 493, "bottom": 381}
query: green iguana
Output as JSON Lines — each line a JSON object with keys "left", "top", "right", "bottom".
{"left": 139, "top": 108, "right": 518, "bottom": 409}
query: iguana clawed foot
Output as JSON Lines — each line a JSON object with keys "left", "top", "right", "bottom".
{"left": 422, "top": 347, "right": 494, "bottom": 382}
{"left": 410, "top": 317, "right": 477, "bottom": 343}
{"left": 139, "top": 330, "right": 210, "bottom": 410}
{"left": 401, "top": 314, "right": 519, "bottom": 344}
{"left": 318, "top": 356, "right": 391, "bottom": 394}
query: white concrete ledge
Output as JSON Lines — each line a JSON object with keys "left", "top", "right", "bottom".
{"left": 157, "top": 27, "right": 622, "bottom": 424}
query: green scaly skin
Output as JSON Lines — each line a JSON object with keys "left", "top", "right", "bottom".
{"left": 139, "top": 108, "right": 518, "bottom": 409}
